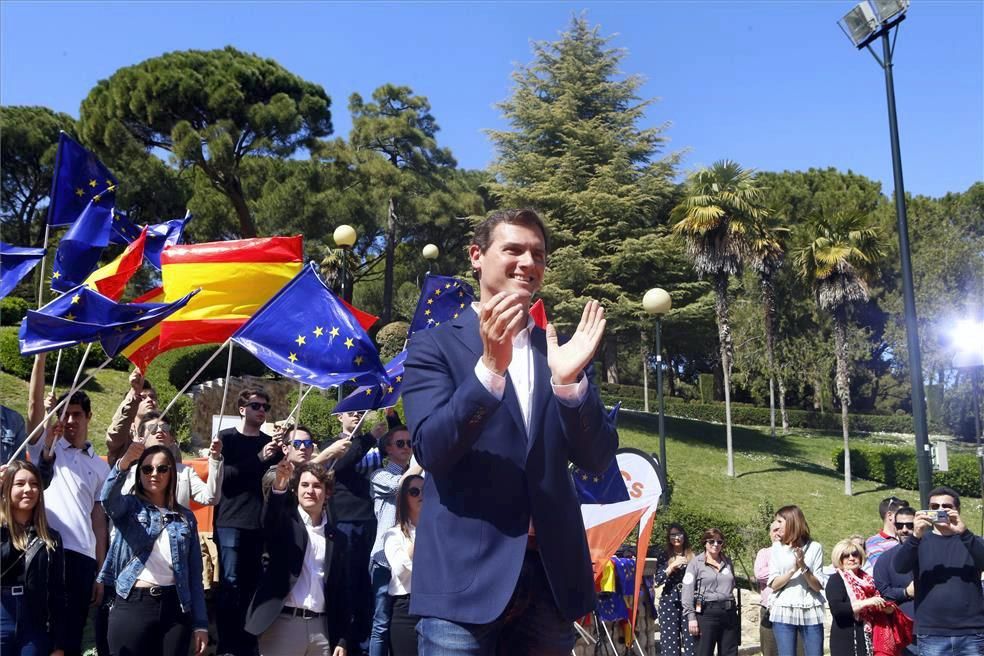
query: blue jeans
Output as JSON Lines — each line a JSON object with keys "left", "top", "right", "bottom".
{"left": 0, "top": 589, "right": 50, "bottom": 656}
{"left": 214, "top": 526, "right": 264, "bottom": 656}
{"left": 916, "top": 633, "right": 984, "bottom": 656}
{"left": 369, "top": 562, "right": 394, "bottom": 656}
{"left": 772, "top": 621, "right": 823, "bottom": 656}
{"left": 417, "top": 551, "right": 573, "bottom": 656}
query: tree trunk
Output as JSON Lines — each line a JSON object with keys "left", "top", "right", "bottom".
{"left": 382, "top": 197, "right": 397, "bottom": 324}
{"left": 641, "top": 328, "right": 650, "bottom": 413}
{"left": 768, "top": 377, "right": 777, "bottom": 439}
{"left": 226, "top": 181, "right": 257, "bottom": 238}
{"left": 778, "top": 374, "right": 789, "bottom": 433}
{"left": 761, "top": 271, "right": 779, "bottom": 439}
{"left": 714, "top": 272, "right": 735, "bottom": 477}
{"left": 833, "top": 307, "right": 852, "bottom": 495}
{"left": 604, "top": 333, "right": 620, "bottom": 384}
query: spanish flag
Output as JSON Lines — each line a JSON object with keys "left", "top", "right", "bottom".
{"left": 84, "top": 226, "right": 147, "bottom": 301}
{"left": 157, "top": 236, "right": 304, "bottom": 353}
{"left": 119, "top": 286, "right": 166, "bottom": 371}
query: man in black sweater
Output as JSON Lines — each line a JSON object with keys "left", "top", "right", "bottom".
{"left": 893, "top": 486, "right": 984, "bottom": 656}
{"left": 214, "top": 387, "right": 283, "bottom": 656}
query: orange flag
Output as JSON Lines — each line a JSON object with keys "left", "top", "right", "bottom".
{"left": 84, "top": 227, "right": 147, "bottom": 301}
{"left": 157, "top": 236, "right": 304, "bottom": 353}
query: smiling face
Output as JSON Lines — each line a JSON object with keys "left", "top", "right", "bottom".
{"left": 297, "top": 471, "right": 326, "bottom": 515}
{"left": 769, "top": 520, "right": 783, "bottom": 543}
{"left": 469, "top": 222, "right": 546, "bottom": 307}
{"left": 10, "top": 468, "right": 40, "bottom": 514}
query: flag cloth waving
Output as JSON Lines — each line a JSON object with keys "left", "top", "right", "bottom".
{"left": 408, "top": 274, "right": 475, "bottom": 340}
{"left": 232, "top": 263, "right": 387, "bottom": 389}
{"left": 18, "top": 284, "right": 197, "bottom": 357}
{"left": 51, "top": 194, "right": 115, "bottom": 293}
{"left": 111, "top": 212, "right": 192, "bottom": 270}
{"left": 47, "top": 133, "right": 118, "bottom": 227}
{"left": 158, "top": 236, "right": 303, "bottom": 352}
{"left": 0, "top": 244, "right": 45, "bottom": 300}
{"left": 84, "top": 227, "right": 147, "bottom": 301}
{"left": 332, "top": 350, "right": 407, "bottom": 413}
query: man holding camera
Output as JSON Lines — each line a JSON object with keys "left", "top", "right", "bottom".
{"left": 893, "top": 486, "right": 984, "bottom": 655}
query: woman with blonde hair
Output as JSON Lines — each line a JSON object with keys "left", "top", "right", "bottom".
{"left": 0, "top": 460, "right": 68, "bottom": 655}
{"left": 767, "top": 505, "right": 825, "bottom": 656}
{"left": 826, "top": 539, "right": 911, "bottom": 656}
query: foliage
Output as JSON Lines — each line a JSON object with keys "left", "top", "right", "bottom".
{"left": 146, "top": 344, "right": 268, "bottom": 393}
{"left": 286, "top": 387, "right": 338, "bottom": 441}
{"left": 78, "top": 46, "right": 333, "bottom": 237}
{"left": 0, "top": 327, "right": 130, "bottom": 381}
{"left": 375, "top": 322, "right": 409, "bottom": 362}
{"left": 833, "top": 445, "right": 984, "bottom": 499}
{"left": 0, "top": 297, "right": 30, "bottom": 326}
{"left": 0, "top": 106, "right": 76, "bottom": 245}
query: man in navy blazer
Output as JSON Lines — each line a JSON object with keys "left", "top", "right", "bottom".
{"left": 403, "top": 208, "right": 618, "bottom": 655}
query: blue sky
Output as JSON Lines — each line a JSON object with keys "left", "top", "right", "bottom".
{"left": 2, "top": 1, "right": 981, "bottom": 198}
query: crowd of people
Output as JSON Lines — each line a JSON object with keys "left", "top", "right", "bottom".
{"left": 651, "top": 496, "right": 984, "bottom": 656}
{"left": 2, "top": 209, "right": 983, "bottom": 656}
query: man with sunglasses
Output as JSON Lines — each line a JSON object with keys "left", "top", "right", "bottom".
{"left": 261, "top": 425, "right": 319, "bottom": 498}
{"left": 893, "top": 486, "right": 984, "bottom": 655}
{"left": 213, "top": 388, "right": 283, "bottom": 656}
{"left": 865, "top": 495, "right": 911, "bottom": 572}
{"left": 367, "top": 426, "right": 423, "bottom": 656}
{"left": 873, "top": 506, "right": 917, "bottom": 654}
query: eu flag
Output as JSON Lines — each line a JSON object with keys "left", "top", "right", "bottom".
{"left": 0, "top": 243, "right": 45, "bottom": 300}
{"left": 47, "top": 133, "right": 118, "bottom": 227}
{"left": 332, "top": 351, "right": 407, "bottom": 413}
{"left": 408, "top": 274, "right": 475, "bottom": 340}
{"left": 19, "top": 284, "right": 197, "bottom": 357}
{"left": 572, "top": 404, "right": 628, "bottom": 504}
{"left": 232, "top": 263, "right": 387, "bottom": 389}
{"left": 51, "top": 195, "right": 114, "bottom": 293}
{"left": 111, "top": 212, "right": 192, "bottom": 270}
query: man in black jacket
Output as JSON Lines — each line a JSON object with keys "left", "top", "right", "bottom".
{"left": 246, "top": 461, "right": 352, "bottom": 655}
{"left": 873, "top": 505, "right": 916, "bottom": 654}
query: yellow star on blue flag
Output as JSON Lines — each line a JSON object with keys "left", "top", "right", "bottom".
{"left": 408, "top": 274, "right": 475, "bottom": 341}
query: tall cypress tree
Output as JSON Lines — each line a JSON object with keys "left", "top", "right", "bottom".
{"left": 488, "top": 15, "right": 679, "bottom": 380}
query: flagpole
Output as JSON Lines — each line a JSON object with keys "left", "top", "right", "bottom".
{"left": 47, "top": 343, "right": 92, "bottom": 458}
{"left": 284, "top": 382, "right": 313, "bottom": 428}
{"left": 159, "top": 338, "right": 232, "bottom": 420}
{"left": 49, "top": 350, "right": 63, "bottom": 397}
{"left": 35, "top": 223, "right": 52, "bottom": 308}
{"left": 6, "top": 355, "right": 113, "bottom": 465}
{"left": 215, "top": 341, "right": 235, "bottom": 432}
{"left": 326, "top": 409, "right": 369, "bottom": 473}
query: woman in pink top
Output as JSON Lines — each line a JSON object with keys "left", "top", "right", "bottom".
{"left": 755, "top": 521, "right": 789, "bottom": 656}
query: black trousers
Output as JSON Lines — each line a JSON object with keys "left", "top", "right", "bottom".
{"left": 95, "top": 584, "right": 115, "bottom": 656}
{"left": 389, "top": 595, "right": 418, "bottom": 656}
{"left": 215, "top": 527, "right": 264, "bottom": 656}
{"left": 695, "top": 603, "right": 739, "bottom": 656}
{"left": 107, "top": 586, "right": 192, "bottom": 656}
{"left": 63, "top": 550, "right": 97, "bottom": 656}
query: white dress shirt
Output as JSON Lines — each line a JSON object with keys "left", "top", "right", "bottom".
{"left": 276, "top": 493, "right": 327, "bottom": 613}
{"left": 28, "top": 436, "right": 109, "bottom": 559}
{"left": 383, "top": 524, "right": 415, "bottom": 595}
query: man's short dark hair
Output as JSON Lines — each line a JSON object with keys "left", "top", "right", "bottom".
{"left": 894, "top": 506, "right": 916, "bottom": 518}
{"left": 287, "top": 425, "right": 313, "bottom": 441}
{"left": 879, "top": 496, "right": 909, "bottom": 519}
{"left": 928, "top": 486, "right": 961, "bottom": 510}
{"left": 237, "top": 387, "right": 270, "bottom": 408}
{"left": 379, "top": 425, "right": 409, "bottom": 451}
{"left": 141, "top": 379, "right": 155, "bottom": 392}
{"left": 57, "top": 390, "right": 91, "bottom": 416}
{"left": 471, "top": 208, "right": 549, "bottom": 257}
{"left": 290, "top": 463, "right": 335, "bottom": 497}
{"left": 139, "top": 409, "right": 163, "bottom": 436}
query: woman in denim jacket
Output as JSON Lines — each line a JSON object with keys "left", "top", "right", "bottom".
{"left": 99, "top": 443, "right": 208, "bottom": 656}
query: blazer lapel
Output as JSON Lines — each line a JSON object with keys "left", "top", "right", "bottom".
{"left": 527, "top": 327, "right": 552, "bottom": 454}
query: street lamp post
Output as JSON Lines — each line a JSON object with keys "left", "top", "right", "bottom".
{"left": 422, "top": 243, "right": 439, "bottom": 276}
{"left": 838, "top": 0, "right": 933, "bottom": 506}
{"left": 643, "top": 288, "right": 672, "bottom": 502}
{"left": 333, "top": 224, "right": 357, "bottom": 402}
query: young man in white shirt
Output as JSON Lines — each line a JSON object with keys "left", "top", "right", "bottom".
{"left": 26, "top": 352, "right": 110, "bottom": 656}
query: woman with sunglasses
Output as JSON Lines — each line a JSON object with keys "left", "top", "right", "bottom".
{"left": 767, "top": 505, "right": 825, "bottom": 656}
{"left": 652, "top": 523, "right": 696, "bottom": 656}
{"left": 826, "top": 539, "right": 911, "bottom": 656}
{"left": 383, "top": 475, "right": 424, "bottom": 656}
{"left": 1, "top": 460, "right": 68, "bottom": 656}
{"left": 99, "top": 444, "right": 208, "bottom": 656}
{"left": 681, "top": 528, "right": 739, "bottom": 656}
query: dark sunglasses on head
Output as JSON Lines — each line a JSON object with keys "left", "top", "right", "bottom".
{"left": 929, "top": 502, "right": 955, "bottom": 510}
{"left": 393, "top": 440, "right": 410, "bottom": 449}
{"left": 292, "top": 439, "right": 314, "bottom": 449}
{"left": 705, "top": 539, "right": 724, "bottom": 546}
{"left": 145, "top": 422, "right": 170, "bottom": 434}
{"left": 408, "top": 487, "right": 423, "bottom": 498}
{"left": 247, "top": 402, "right": 271, "bottom": 412}
{"left": 140, "top": 464, "right": 171, "bottom": 475}
{"left": 895, "top": 522, "right": 915, "bottom": 530}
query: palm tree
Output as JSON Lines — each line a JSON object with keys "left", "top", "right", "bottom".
{"left": 794, "top": 212, "right": 881, "bottom": 495}
{"left": 749, "top": 216, "right": 791, "bottom": 438}
{"left": 672, "top": 160, "right": 768, "bottom": 477}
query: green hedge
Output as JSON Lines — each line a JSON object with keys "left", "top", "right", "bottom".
{"left": 833, "top": 445, "right": 984, "bottom": 499}
{"left": 0, "top": 326, "right": 130, "bottom": 380}
{"left": 0, "top": 297, "right": 29, "bottom": 326}
{"left": 600, "top": 381, "right": 922, "bottom": 435}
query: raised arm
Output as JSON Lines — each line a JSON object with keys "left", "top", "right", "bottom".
{"left": 26, "top": 353, "right": 47, "bottom": 438}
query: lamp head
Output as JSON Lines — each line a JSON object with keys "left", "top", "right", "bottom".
{"left": 333, "top": 224, "right": 357, "bottom": 249}
{"left": 643, "top": 288, "right": 672, "bottom": 317}
{"left": 422, "top": 243, "right": 439, "bottom": 260}
{"left": 839, "top": 1, "right": 879, "bottom": 47}
{"left": 950, "top": 319, "right": 984, "bottom": 369}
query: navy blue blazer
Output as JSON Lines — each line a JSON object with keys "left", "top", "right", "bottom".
{"left": 403, "top": 308, "right": 618, "bottom": 624}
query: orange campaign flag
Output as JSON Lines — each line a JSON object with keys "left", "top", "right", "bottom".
{"left": 157, "top": 236, "right": 304, "bottom": 353}
{"left": 83, "top": 227, "right": 148, "bottom": 301}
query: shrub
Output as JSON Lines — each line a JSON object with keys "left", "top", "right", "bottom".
{"left": 148, "top": 345, "right": 267, "bottom": 392}
{"left": 376, "top": 322, "right": 410, "bottom": 363}
{"left": 0, "top": 297, "right": 30, "bottom": 326}
{"left": 832, "top": 444, "right": 984, "bottom": 498}
{"left": 0, "top": 327, "right": 30, "bottom": 378}
{"left": 0, "top": 327, "right": 127, "bottom": 380}
{"left": 652, "top": 504, "right": 754, "bottom": 574}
